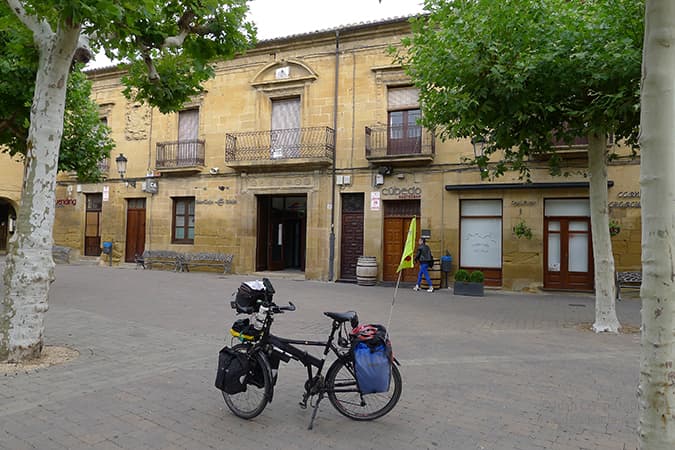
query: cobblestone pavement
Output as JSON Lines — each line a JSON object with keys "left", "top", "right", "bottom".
{"left": 0, "top": 262, "right": 641, "bottom": 450}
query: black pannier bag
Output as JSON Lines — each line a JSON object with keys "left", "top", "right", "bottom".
{"left": 233, "top": 280, "right": 267, "bottom": 313}
{"left": 215, "top": 347, "right": 249, "bottom": 394}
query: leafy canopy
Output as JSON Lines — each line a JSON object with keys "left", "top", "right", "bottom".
{"left": 0, "top": 3, "right": 113, "bottom": 182}
{"left": 1, "top": 0, "right": 256, "bottom": 178}
{"left": 397, "top": 0, "right": 643, "bottom": 177}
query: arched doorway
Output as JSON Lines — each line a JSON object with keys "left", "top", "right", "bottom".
{"left": 0, "top": 199, "right": 17, "bottom": 253}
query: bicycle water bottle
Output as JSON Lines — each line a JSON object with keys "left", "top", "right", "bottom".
{"left": 253, "top": 306, "right": 268, "bottom": 330}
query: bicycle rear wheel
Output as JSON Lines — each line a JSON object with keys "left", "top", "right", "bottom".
{"left": 325, "top": 357, "right": 402, "bottom": 421}
{"left": 221, "top": 343, "right": 272, "bottom": 419}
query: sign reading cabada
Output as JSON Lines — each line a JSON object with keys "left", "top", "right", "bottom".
{"left": 380, "top": 186, "right": 422, "bottom": 199}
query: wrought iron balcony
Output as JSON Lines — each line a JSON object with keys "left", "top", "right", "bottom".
{"left": 155, "top": 139, "right": 205, "bottom": 174}
{"left": 365, "top": 125, "right": 435, "bottom": 166}
{"left": 225, "top": 127, "right": 335, "bottom": 172}
{"left": 97, "top": 157, "right": 110, "bottom": 176}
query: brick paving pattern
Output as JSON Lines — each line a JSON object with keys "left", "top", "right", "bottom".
{"left": 0, "top": 262, "right": 641, "bottom": 449}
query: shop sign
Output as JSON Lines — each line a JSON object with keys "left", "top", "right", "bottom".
{"left": 609, "top": 191, "right": 640, "bottom": 209}
{"left": 55, "top": 198, "right": 76, "bottom": 207}
{"left": 196, "top": 198, "right": 232, "bottom": 206}
{"left": 380, "top": 186, "right": 422, "bottom": 199}
{"left": 511, "top": 200, "right": 536, "bottom": 207}
{"left": 370, "top": 191, "right": 381, "bottom": 211}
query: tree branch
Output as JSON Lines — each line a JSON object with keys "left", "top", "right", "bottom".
{"left": 5, "top": 0, "right": 53, "bottom": 40}
{"left": 161, "top": 10, "right": 195, "bottom": 48}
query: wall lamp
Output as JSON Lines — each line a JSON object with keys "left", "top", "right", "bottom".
{"left": 471, "top": 136, "right": 486, "bottom": 158}
{"left": 115, "top": 153, "right": 136, "bottom": 188}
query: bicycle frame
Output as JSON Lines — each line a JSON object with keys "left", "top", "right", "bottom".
{"left": 244, "top": 308, "right": 348, "bottom": 382}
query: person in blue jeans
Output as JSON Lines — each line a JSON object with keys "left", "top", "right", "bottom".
{"left": 413, "top": 238, "right": 434, "bottom": 292}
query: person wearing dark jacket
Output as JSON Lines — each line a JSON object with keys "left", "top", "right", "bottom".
{"left": 413, "top": 238, "right": 434, "bottom": 292}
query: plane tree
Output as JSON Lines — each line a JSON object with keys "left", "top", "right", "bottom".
{"left": 397, "top": 0, "right": 643, "bottom": 332}
{"left": 638, "top": 1, "right": 675, "bottom": 447}
{"left": 0, "top": 0, "right": 255, "bottom": 362}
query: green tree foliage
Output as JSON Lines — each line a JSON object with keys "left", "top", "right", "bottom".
{"left": 0, "top": 4, "right": 113, "bottom": 182}
{"left": 398, "top": 0, "right": 643, "bottom": 176}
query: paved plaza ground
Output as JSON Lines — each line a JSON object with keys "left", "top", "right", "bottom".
{"left": 0, "top": 260, "right": 641, "bottom": 449}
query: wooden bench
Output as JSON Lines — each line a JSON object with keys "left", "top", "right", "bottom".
{"left": 141, "top": 250, "right": 182, "bottom": 272}
{"left": 616, "top": 271, "right": 641, "bottom": 300}
{"left": 181, "top": 252, "right": 234, "bottom": 274}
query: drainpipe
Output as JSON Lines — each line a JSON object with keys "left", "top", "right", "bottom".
{"left": 328, "top": 30, "right": 340, "bottom": 281}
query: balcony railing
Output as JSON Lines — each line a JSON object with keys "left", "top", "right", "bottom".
{"left": 156, "top": 139, "right": 205, "bottom": 170}
{"left": 365, "top": 125, "right": 435, "bottom": 165}
{"left": 225, "top": 127, "right": 335, "bottom": 171}
{"left": 97, "top": 157, "right": 109, "bottom": 175}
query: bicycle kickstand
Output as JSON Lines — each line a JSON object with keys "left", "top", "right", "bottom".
{"left": 307, "top": 392, "right": 324, "bottom": 430}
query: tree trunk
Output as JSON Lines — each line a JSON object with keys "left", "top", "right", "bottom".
{"left": 638, "top": 1, "right": 675, "bottom": 447}
{"left": 0, "top": 25, "right": 80, "bottom": 362}
{"left": 588, "top": 133, "right": 620, "bottom": 333}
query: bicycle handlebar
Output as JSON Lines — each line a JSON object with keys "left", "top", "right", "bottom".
{"left": 272, "top": 301, "right": 296, "bottom": 313}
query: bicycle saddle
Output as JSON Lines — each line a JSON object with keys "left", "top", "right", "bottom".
{"left": 324, "top": 311, "right": 359, "bottom": 328}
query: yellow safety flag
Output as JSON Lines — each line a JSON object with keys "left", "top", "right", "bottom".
{"left": 397, "top": 216, "right": 416, "bottom": 273}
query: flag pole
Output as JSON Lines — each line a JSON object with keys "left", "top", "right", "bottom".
{"left": 388, "top": 215, "right": 416, "bottom": 334}
{"left": 387, "top": 270, "right": 403, "bottom": 332}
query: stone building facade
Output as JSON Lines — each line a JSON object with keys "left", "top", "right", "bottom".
{"left": 0, "top": 153, "right": 22, "bottom": 253}
{"left": 1, "top": 17, "right": 642, "bottom": 290}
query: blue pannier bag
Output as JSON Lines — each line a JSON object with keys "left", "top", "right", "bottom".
{"left": 353, "top": 341, "right": 391, "bottom": 394}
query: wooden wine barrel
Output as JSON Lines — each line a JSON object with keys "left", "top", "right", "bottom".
{"left": 356, "top": 256, "right": 378, "bottom": 286}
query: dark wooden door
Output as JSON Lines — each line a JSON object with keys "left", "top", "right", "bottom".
{"left": 383, "top": 200, "right": 420, "bottom": 282}
{"left": 84, "top": 194, "right": 102, "bottom": 256}
{"left": 0, "top": 204, "right": 8, "bottom": 252}
{"left": 544, "top": 218, "right": 593, "bottom": 290}
{"left": 340, "top": 193, "right": 364, "bottom": 280}
{"left": 125, "top": 198, "right": 146, "bottom": 263}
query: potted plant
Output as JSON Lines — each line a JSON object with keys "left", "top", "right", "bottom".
{"left": 453, "top": 269, "right": 485, "bottom": 297}
{"left": 609, "top": 220, "right": 621, "bottom": 237}
{"left": 513, "top": 219, "right": 533, "bottom": 240}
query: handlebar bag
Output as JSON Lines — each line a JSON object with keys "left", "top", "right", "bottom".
{"left": 234, "top": 281, "right": 267, "bottom": 313}
{"left": 353, "top": 342, "right": 391, "bottom": 394}
{"left": 215, "top": 347, "right": 249, "bottom": 394}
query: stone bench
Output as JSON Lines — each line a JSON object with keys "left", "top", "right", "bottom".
{"left": 616, "top": 271, "right": 641, "bottom": 300}
{"left": 181, "top": 252, "right": 234, "bottom": 274}
{"left": 52, "top": 245, "right": 72, "bottom": 264}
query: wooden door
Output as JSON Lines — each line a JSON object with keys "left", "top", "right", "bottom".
{"left": 0, "top": 204, "right": 8, "bottom": 252}
{"left": 125, "top": 198, "right": 146, "bottom": 263}
{"left": 544, "top": 217, "right": 593, "bottom": 290}
{"left": 383, "top": 200, "right": 420, "bottom": 282}
{"left": 340, "top": 193, "right": 364, "bottom": 280}
{"left": 84, "top": 194, "right": 102, "bottom": 256}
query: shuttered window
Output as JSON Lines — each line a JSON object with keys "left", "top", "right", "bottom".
{"left": 271, "top": 97, "right": 301, "bottom": 158}
{"left": 388, "top": 86, "right": 419, "bottom": 111}
{"left": 179, "top": 109, "right": 199, "bottom": 142}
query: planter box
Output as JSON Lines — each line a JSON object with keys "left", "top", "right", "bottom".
{"left": 453, "top": 281, "right": 484, "bottom": 297}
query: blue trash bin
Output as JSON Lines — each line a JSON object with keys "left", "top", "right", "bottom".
{"left": 102, "top": 241, "right": 113, "bottom": 254}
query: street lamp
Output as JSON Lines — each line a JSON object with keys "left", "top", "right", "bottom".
{"left": 115, "top": 154, "right": 136, "bottom": 187}
{"left": 471, "top": 136, "right": 486, "bottom": 158}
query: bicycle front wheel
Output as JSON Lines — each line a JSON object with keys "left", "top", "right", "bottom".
{"left": 325, "top": 357, "right": 402, "bottom": 421}
{"left": 221, "top": 344, "right": 272, "bottom": 419}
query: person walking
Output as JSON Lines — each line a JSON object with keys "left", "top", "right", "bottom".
{"left": 413, "top": 238, "right": 434, "bottom": 292}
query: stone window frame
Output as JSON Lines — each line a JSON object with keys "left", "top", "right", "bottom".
{"left": 250, "top": 59, "right": 318, "bottom": 130}
{"left": 172, "top": 197, "right": 196, "bottom": 244}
